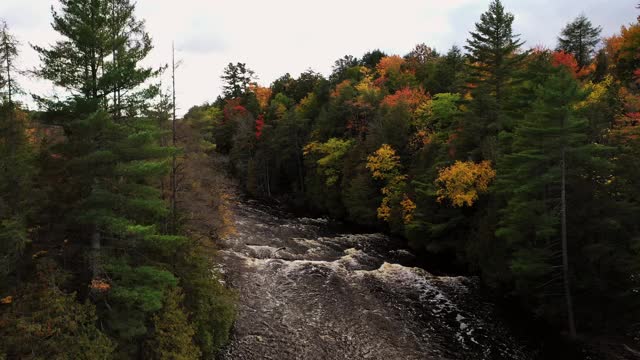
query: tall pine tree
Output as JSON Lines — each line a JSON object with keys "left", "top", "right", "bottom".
{"left": 557, "top": 15, "right": 602, "bottom": 68}
{"left": 495, "top": 55, "right": 610, "bottom": 338}
{"left": 0, "top": 21, "right": 34, "bottom": 285}
{"left": 35, "top": 0, "right": 187, "bottom": 354}
{"left": 33, "top": 0, "right": 159, "bottom": 117}
{"left": 464, "top": 0, "right": 525, "bottom": 161}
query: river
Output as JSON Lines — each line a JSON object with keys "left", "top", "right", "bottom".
{"left": 218, "top": 199, "right": 537, "bottom": 359}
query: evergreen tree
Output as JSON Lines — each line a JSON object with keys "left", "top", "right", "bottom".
{"left": 0, "top": 20, "right": 20, "bottom": 105}
{"left": 0, "top": 260, "right": 114, "bottom": 359}
{"left": 145, "top": 289, "right": 201, "bottom": 360}
{"left": 464, "top": 0, "right": 525, "bottom": 161}
{"left": 34, "top": 1, "right": 188, "bottom": 355}
{"left": 0, "top": 23, "right": 34, "bottom": 285}
{"left": 495, "top": 58, "right": 610, "bottom": 338}
{"left": 33, "top": 0, "right": 159, "bottom": 116}
{"left": 557, "top": 15, "right": 602, "bottom": 68}
{"left": 221, "top": 62, "right": 256, "bottom": 99}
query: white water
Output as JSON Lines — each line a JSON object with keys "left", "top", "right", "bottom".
{"left": 218, "top": 200, "right": 535, "bottom": 359}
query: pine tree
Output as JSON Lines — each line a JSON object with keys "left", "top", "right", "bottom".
{"left": 495, "top": 57, "right": 610, "bottom": 338}
{"left": 221, "top": 62, "right": 256, "bottom": 99}
{"left": 0, "top": 22, "right": 34, "bottom": 284}
{"left": 145, "top": 289, "right": 201, "bottom": 360}
{"left": 34, "top": 2, "right": 188, "bottom": 354}
{"left": 33, "top": 0, "right": 159, "bottom": 116}
{"left": 0, "top": 20, "right": 20, "bottom": 106}
{"left": 464, "top": 0, "right": 525, "bottom": 161}
{"left": 557, "top": 15, "right": 602, "bottom": 68}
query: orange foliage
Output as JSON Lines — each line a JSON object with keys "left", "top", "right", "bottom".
{"left": 612, "top": 87, "right": 640, "bottom": 142}
{"left": 376, "top": 55, "right": 405, "bottom": 77}
{"left": 89, "top": 278, "right": 111, "bottom": 293}
{"left": 381, "top": 87, "right": 429, "bottom": 110}
{"left": 410, "top": 129, "right": 434, "bottom": 150}
{"left": 0, "top": 296, "right": 13, "bottom": 304}
{"left": 552, "top": 51, "right": 579, "bottom": 75}
{"left": 250, "top": 84, "right": 272, "bottom": 110}
{"left": 615, "top": 24, "right": 640, "bottom": 62}
{"left": 330, "top": 80, "right": 353, "bottom": 99}
{"left": 400, "top": 195, "right": 416, "bottom": 224}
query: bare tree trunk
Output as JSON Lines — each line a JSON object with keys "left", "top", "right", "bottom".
{"left": 91, "top": 230, "right": 101, "bottom": 277}
{"left": 294, "top": 133, "right": 304, "bottom": 193}
{"left": 267, "top": 161, "right": 272, "bottom": 197}
{"left": 171, "top": 43, "right": 177, "bottom": 233}
{"left": 561, "top": 147, "right": 577, "bottom": 339}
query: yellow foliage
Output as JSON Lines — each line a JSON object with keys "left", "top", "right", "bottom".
{"left": 250, "top": 84, "right": 272, "bottom": 111}
{"left": 367, "top": 145, "right": 413, "bottom": 223}
{"left": 297, "top": 93, "right": 318, "bottom": 118}
{"left": 400, "top": 196, "right": 416, "bottom": 224}
{"left": 377, "top": 198, "right": 392, "bottom": 221}
{"left": 575, "top": 76, "right": 613, "bottom": 110}
{"left": 0, "top": 296, "right": 13, "bottom": 304}
{"left": 366, "top": 144, "right": 401, "bottom": 180}
{"left": 436, "top": 160, "right": 496, "bottom": 207}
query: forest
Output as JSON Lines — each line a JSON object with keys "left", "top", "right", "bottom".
{"left": 0, "top": 0, "right": 235, "bottom": 358}
{"left": 1, "top": 0, "right": 639, "bottom": 358}
{"left": 195, "top": 0, "right": 640, "bottom": 350}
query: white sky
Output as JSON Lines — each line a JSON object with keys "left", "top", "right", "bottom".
{"left": 1, "top": 0, "right": 637, "bottom": 116}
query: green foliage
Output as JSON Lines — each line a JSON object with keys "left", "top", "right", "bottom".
{"left": 557, "top": 15, "right": 602, "bottom": 68}
{"left": 494, "top": 62, "right": 614, "bottom": 322}
{"left": 33, "top": 0, "right": 158, "bottom": 115}
{"left": 176, "top": 250, "right": 236, "bottom": 357}
{"left": 214, "top": 0, "right": 640, "bottom": 340}
{"left": 221, "top": 62, "right": 256, "bottom": 99}
{"left": 415, "top": 92, "right": 462, "bottom": 131}
{"left": 464, "top": 0, "right": 525, "bottom": 161}
{"left": 304, "top": 138, "right": 354, "bottom": 187}
{"left": 102, "top": 258, "right": 178, "bottom": 341}
{"left": 0, "top": 260, "right": 114, "bottom": 359}
{"left": 144, "top": 288, "right": 201, "bottom": 360}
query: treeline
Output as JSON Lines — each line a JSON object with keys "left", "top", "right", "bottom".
{"left": 192, "top": 0, "right": 640, "bottom": 341}
{"left": 0, "top": 1, "right": 234, "bottom": 359}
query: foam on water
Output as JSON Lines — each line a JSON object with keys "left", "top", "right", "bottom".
{"left": 218, "top": 200, "right": 536, "bottom": 360}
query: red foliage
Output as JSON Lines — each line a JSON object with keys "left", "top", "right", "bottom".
{"left": 223, "top": 98, "right": 248, "bottom": 122}
{"left": 380, "top": 87, "right": 429, "bottom": 110}
{"left": 255, "top": 114, "right": 265, "bottom": 140}
{"left": 551, "top": 51, "right": 579, "bottom": 76}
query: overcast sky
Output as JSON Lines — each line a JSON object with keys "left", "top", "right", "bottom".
{"left": 0, "top": 0, "right": 637, "bottom": 116}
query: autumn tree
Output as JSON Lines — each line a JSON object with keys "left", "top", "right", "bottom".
{"left": 366, "top": 144, "right": 413, "bottom": 227}
{"left": 435, "top": 160, "right": 495, "bottom": 208}
{"left": 557, "top": 15, "right": 602, "bottom": 68}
